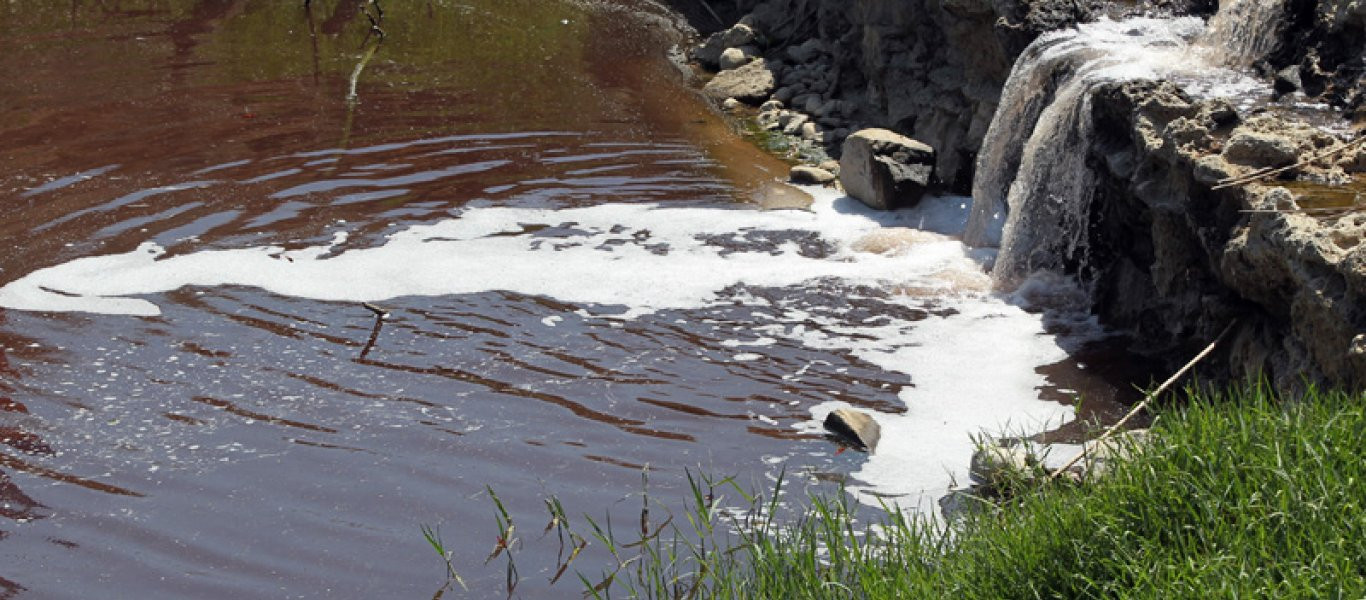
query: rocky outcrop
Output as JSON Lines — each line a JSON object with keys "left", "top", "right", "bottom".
{"left": 1083, "top": 80, "right": 1365, "bottom": 390}
{"left": 1267, "top": 0, "right": 1366, "bottom": 114}
{"left": 683, "top": 0, "right": 1217, "bottom": 191}
{"left": 839, "top": 128, "right": 935, "bottom": 210}
{"left": 676, "top": 0, "right": 1363, "bottom": 391}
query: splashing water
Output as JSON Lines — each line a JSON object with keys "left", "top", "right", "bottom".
{"left": 1198, "top": 0, "right": 1288, "bottom": 68}
{"left": 965, "top": 10, "right": 1278, "bottom": 287}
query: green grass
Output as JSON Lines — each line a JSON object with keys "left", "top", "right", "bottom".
{"left": 440, "top": 382, "right": 1366, "bottom": 598}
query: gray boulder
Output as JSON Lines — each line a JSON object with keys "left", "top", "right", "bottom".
{"left": 839, "top": 128, "right": 936, "bottom": 210}
{"left": 702, "top": 58, "right": 775, "bottom": 104}
{"left": 694, "top": 24, "right": 757, "bottom": 70}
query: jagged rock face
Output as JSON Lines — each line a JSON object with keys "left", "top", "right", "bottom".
{"left": 721, "top": 0, "right": 1042, "bottom": 191}
{"left": 714, "top": 0, "right": 1214, "bottom": 191}
{"left": 1084, "top": 80, "right": 1365, "bottom": 390}
{"left": 1272, "top": 0, "right": 1366, "bottom": 113}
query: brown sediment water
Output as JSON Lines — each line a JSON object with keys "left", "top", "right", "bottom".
{"left": 0, "top": 1, "right": 1138, "bottom": 597}
{"left": 1279, "top": 176, "right": 1365, "bottom": 212}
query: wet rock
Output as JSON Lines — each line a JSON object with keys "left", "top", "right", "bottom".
{"left": 839, "top": 128, "right": 936, "bottom": 210}
{"left": 759, "top": 99, "right": 784, "bottom": 112}
{"left": 1274, "top": 65, "right": 1303, "bottom": 94}
{"left": 823, "top": 408, "right": 880, "bottom": 452}
{"left": 789, "top": 165, "right": 836, "bottom": 184}
{"left": 772, "top": 86, "right": 796, "bottom": 104}
{"left": 702, "top": 58, "right": 775, "bottom": 104}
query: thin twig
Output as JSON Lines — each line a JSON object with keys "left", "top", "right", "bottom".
{"left": 359, "top": 302, "right": 389, "bottom": 359}
{"left": 1049, "top": 320, "right": 1238, "bottom": 481}
{"left": 1212, "top": 134, "right": 1365, "bottom": 191}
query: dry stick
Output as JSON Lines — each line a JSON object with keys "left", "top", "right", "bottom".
{"left": 1211, "top": 134, "right": 1366, "bottom": 191}
{"left": 1048, "top": 320, "right": 1238, "bottom": 481}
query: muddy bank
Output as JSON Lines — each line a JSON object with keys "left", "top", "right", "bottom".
{"left": 677, "top": 0, "right": 1364, "bottom": 390}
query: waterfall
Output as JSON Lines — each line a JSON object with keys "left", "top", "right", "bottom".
{"left": 965, "top": 17, "right": 1207, "bottom": 285}
{"left": 1198, "top": 0, "right": 1288, "bottom": 68}
{"left": 965, "top": 1, "right": 1287, "bottom": 289}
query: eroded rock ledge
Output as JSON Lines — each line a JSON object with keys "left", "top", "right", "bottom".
{"left": 669, "top": 0, "right": 1364, "bottom": 390}
{"left": 1086, "top": 80, "right": 1365, "bottom": 390}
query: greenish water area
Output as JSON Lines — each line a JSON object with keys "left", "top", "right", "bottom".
{"left": 1279, "top": 175, "right": 1365, "bottom": 212}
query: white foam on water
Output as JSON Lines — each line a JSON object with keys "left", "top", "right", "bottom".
{"left": 0, "top": 189, "right": 981, "bottom": 318}
{"left": 788, "top": 289, "right": 1074, "bottom": 511}
{"left": 1, "top": 186, "right": 1087, "bottom": 509}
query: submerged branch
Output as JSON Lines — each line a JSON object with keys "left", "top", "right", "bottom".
{"left": 359, "top": 302, "right": 389, "bottom": 359}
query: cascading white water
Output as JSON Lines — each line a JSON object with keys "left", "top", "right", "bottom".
{"left": 965, "top": 1, "right": 1287, "bottom": 287}
{"left": 965, "top": 17, "right": 1208, "bottom": 283}
{"left": 1199, "top": 0, "right": 1288, "bottom": 68}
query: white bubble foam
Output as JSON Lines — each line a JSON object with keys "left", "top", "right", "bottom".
{"left": 2, "top": 186, "right": 1086, "bottom": 510}
{"left": 0, "top": 190, "right": 979, "bottom": 317}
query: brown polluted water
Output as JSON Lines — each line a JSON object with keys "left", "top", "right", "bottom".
{"left": 0, "top": 2, "right": 1141, "bottom": 597}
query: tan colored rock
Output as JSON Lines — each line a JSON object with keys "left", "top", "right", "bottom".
{"left": 789, "top": 165, "right": 836, "bottom": 185}
{"left": 1223, "top": 130, "right": 1300, "bottom": 168}
{"left": 702, "top": 59, "right": 775, "bottom": 104}
{"left": 719, "top": 47, "right": 750, "bottom": 71}
{"left": 823, "top": 408, "right": 880, "bottom": 452}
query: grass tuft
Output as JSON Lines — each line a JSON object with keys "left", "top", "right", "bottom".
{"left": 443, "top": 382, "right": 1366, "bottom": 598}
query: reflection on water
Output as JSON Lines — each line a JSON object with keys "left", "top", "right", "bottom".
{"left": 0, "top": 1, "right": 1142, "bottom": 597}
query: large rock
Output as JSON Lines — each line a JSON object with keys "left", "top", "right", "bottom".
{"left": 1223, "top": 130, "right": 1300, "bottom": 168}
{"left": 823, "top": 408, "right": 880, "bottom": 452}
{"left": 1082, "top": 80, "right": 1366, "bottom": 391}
{"left": 839, "top": 128, "right": 936, "bottom": 210}
{"left": 702, "top": 58, "right": 775, "bottom": 104}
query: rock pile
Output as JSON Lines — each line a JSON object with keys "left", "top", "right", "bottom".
{"left": 691, "top": 20, "right": 870, "bottom": 175}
